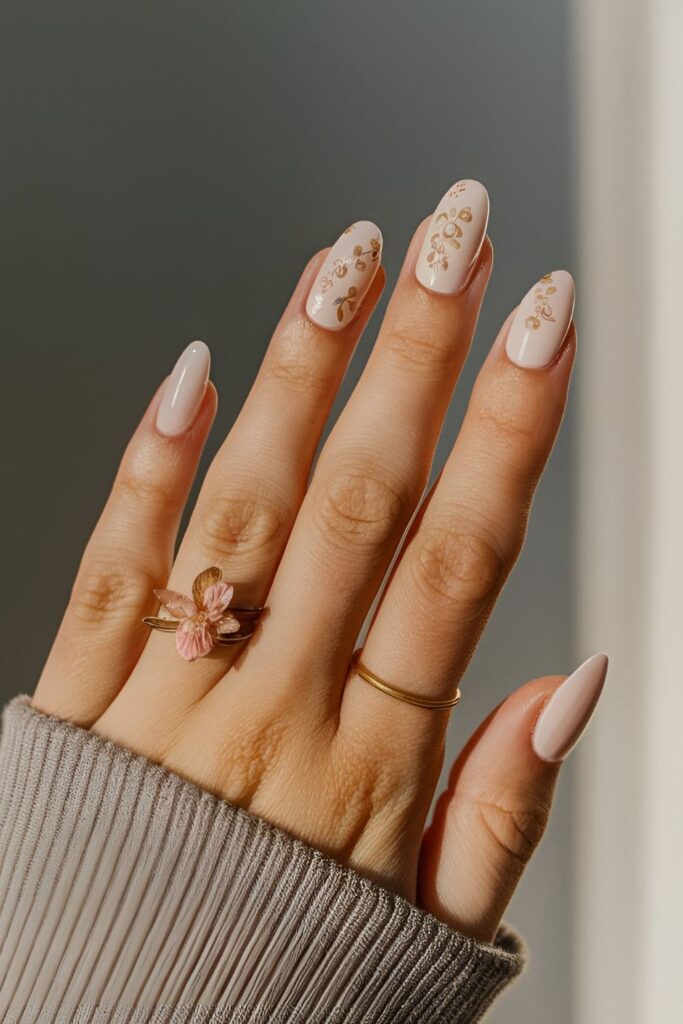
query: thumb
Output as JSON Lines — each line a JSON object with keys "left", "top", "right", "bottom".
{"left": 417, "top": 653, "right": 608, "bottom": 942}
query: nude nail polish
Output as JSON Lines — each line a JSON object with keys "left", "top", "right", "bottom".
{"left": 306, "top": 221, "right": 382, "bottom": 332}
{"left": 506, "top": 270, "right": 575, "bottom": 368}
{"left": 415, "top": 179, "right": 489, "bottom": 295}
{"left": 156, "top": 340, "right": 211, "bottom": 436}
{"left": 532, "top": 653, "right": 609, "bottom": 763}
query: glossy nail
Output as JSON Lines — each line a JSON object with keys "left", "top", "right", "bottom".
{"left": 506, "top": 270, "right": 575, "bottom": 368}
{"left": 416, "top": 179, "right": 489, "bottom": 295}
{"left": 306, "top": 221, "right": 382, "bottom": 332}
{"left": 532, "top": 653, "right": 609, "bottom": 763}
{"left": 156, "top": 340, "right": 211, "bottom": 436}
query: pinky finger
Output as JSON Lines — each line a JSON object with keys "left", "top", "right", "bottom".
{"left": 32, "top": 341, "right": 217, "bottom": 726}
{"left": 417, "top": 654, "right": 608, "bottom": 942}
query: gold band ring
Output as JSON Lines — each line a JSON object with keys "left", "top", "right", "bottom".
{"left": 351, "top": 650, "right": 461, "bottom": 711}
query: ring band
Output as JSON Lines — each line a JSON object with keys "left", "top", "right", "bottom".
{"left": 351, "top": 649, "right": 461, "bottom": 711}
{"left": 144, "top": 607, "right": 262, "bottom": 644}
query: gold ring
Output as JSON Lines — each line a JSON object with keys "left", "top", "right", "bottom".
{"left": 351, "top": 649, "right": 461, "bottom": 711}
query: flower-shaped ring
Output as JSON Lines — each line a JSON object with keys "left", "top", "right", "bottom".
{"left": 143, "top": 567, "right": 264, "bottom": 661}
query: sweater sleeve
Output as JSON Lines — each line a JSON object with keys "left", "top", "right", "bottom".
{"left": 0, "top": 697, "right": 524, "bottom": 1023}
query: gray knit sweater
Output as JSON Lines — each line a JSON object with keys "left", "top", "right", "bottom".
{"left": 0, "top": 698, "right": 524, "bottom": 1022}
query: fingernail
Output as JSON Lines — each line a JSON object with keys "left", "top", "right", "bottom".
{"left": 532, "top": 653, "right": 609, "bottom": 763}
{"left": 305, "top": 221, "right": 382, "bottom": 332}
{"left": 506, "top": 270, "right": 575, "bottom": 368}
{"left": 156, "top": 340, "right": 211, "bottom": 436}
{"left": 415, "top": 179, "right": 489, "bottom": 294}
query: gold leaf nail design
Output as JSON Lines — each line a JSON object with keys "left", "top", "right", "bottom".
{"left": 334, "top": 285, "right": 358, "bottom": 323}
{"left": 524, "top": 274, "right": 558, "bottom": 331}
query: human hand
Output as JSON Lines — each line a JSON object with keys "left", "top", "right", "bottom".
{"left": 33, "top": 180, "right": 606, "bottom": 944}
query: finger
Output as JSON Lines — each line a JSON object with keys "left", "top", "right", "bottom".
{"left": 98, "top": 226, "right": 385, "bottom": 741}
{"left": 349, "top": 271, "right": 575, "bottom": 733}
{"left": 418, "top": 655, "right": 608, "bottom": 942}
{"left": 243, "top": 181, "right": 491, "bottom": 709}
{"left": 33, "top": 342, "right": 217, "bottom": 726}
{"left": 172, "top": 236, "right": 384, "bottom": 603}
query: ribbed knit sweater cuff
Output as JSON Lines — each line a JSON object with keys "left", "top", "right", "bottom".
{"left": 0, "top": 697, "right": 524, "bottom": 1023}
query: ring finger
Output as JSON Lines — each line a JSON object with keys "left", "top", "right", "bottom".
{"left": 97, "top": 225, "right": 385, "bottom": 744}
{"left": 345, "top": 270, "right": 576, "bottom": 744}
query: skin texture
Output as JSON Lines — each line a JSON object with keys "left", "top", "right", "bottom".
{"left": 33, "top": 202, "right": 580, "bottom": 943}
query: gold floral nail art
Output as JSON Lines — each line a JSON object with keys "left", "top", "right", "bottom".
{"left": 416, "top": 180, "right": 489, "bottom": 295}
{"left": 524, "top": 274, "right": 558, "bottom": 330}
{"left": 306, "top": 220, "right": 383, "bottom": 331}
{"left": 320, "top": 230, "right": 381, "bottom": 296}
{"left": 353, "top": 237, "right": 381, "bottom": 271}
{"left": 320, "top": 259, "right": 347, "bottom": 293}
{"left": 506, "top": 269, "right": 575, "bottom": 367}
{"left": 426, "top": 206, "right": 474, "bottom": 273}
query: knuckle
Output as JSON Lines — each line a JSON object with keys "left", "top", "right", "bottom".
{"left": 382, "top": 323, "right": 453, "bottom": 376}
{"left": 220, "top": 718, "right": 287, "bottom": 802}
{"left": 475, "top": 405, "right": 537, "bottom": 449}
{"left": 411, "top": 520, "right": 506, "bottom": 609}
{"left": 70, "top": 559, "right": 154, "bottom": 625}
{"left": 197, "top": 492, "right": 290, "bottom": 563}
{"left": 328, "top": 742, "right": 395, "bottom": 844}
{"left": 116, "top": 469, "right": 175, "bottom": 507}
{"left": 169, "top": 714, "right": 288, "bottom": 806}
{"left": 264, "top": 318, "right": 331, "bottom": 395}
{"left": 474, "top": 796, "right": 551, "bottom": 867}
{"left": 315, "top": 468, "right": 411, "bottom": 550}
{"left": 473, "top": 377, "right": 543, "bottom": 450}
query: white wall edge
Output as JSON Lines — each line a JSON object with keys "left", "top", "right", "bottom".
{"left": 641, "top": 0, "right": 683, "bottom": 1017}
{"left": 573, "top": 0, "right": 683, "bottom": 1020}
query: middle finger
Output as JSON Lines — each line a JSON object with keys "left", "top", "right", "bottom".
{"left": 235, "top": 180, "right": 491, "bottom": 713}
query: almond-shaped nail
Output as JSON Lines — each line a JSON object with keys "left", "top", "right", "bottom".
{"left": 506, "top": 270, "right": 575, "bottom": 368}
{"left": 156, "top": 340, "right": 211, "bottom": 437}
{"left": 306, "top": 221, "right": 382, "bottom": 332}
{"left": 532, "top": 653, "right": 608, "bottom": 763}
{"left": 415, "top": 179, "right": 489, "bottom": 295}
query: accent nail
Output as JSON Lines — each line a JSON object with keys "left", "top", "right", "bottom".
{"left": 415, "top": 179, "right": 489, "bottom": 295}
{"left": 532, "top": 653, "right": 609, "bottom": 763}
{"left": 506, "top": 270, "right": 575, "bottom": 368}
{"left": 156, "top": 340, "right": 211, "bottom": 437}
{"left": 306, "top": 221, "right": 382, "bottom": 332}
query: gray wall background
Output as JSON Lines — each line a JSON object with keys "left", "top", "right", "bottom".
{"left": 0, "top": 2, "right": 576, "bottom": 1020}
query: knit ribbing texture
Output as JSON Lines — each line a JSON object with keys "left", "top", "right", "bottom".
{"left": 0, "top": 697, "right": 524, "bottom": 1023}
